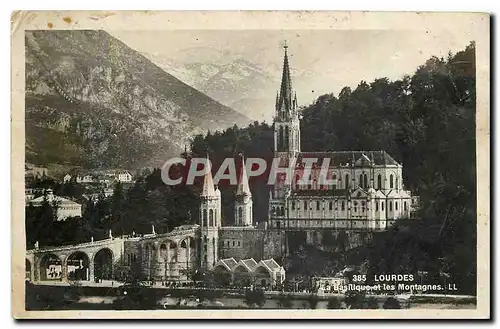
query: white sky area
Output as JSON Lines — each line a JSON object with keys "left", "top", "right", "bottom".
{"left": 110, "top": 29, "right": 474, "bottom": 118}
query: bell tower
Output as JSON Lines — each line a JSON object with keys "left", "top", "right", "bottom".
{"left": 199, "top": 156, "right": 220, "bottom": 270}
{"left": 234, "top": 154, "right": 253, "bottom": 226}
{"left": 274, "top": 42, "right": 301, "bottom": 158}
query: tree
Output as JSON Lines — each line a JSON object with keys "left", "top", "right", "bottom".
{"left": 383, "top": 297, "right": 401, "bottom": 309}
{"left": 277, "top": 294, "right": 293, "bottom": 309}
{"left": 244, "top": 288, "right": 266, "bottom": 308}
{"left": 327, "top": 297, "right": 342, "bottom": 309}
{"left": 306, "top": 294, "right": 319, "bottom": 309}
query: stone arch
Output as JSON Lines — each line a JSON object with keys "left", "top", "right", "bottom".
{"left": 160, "top": 243, "right": 168, "bottom": 260}
{"left": 66, "top": 251, "right": 90, "bottom": 281}
{"left": 284, "top": 126, "right": 290, "bottom": 150}
{"left": 25, "top": 258, "right": 32, "bottom": 281}
{"left": 234, "top": 264, "right": 249, "bottom": 274}
{"left": 254, "top": 265, "right": 272, "bottom": 287}
{"left": 93, "top": 248, "right": 113, "bottom": 281}
{"left": 279, "top": 126, "right": 284, "bottom": 150}
{"left": 39, "top": 253, "right": 62, "bottom": 281}
{"left": 233, "top": 264, "right": 251, "bottom": 286}
{"left": 202, "top": 209, "right": 207, "bottom": 227}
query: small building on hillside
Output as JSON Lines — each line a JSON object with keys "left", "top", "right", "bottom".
{"left": 115, "top": 170, "right": 133, "bottom": 183}
{"left": 63, "top": 174, "right": 72, "bottom": 183}
{"left": 30, "top": 189, "right": 82, "bottom": 221}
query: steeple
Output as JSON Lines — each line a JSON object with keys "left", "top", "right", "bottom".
{"left": 276, "top": 41, "right": 294, "bottom": 114}
{"left": 201, "top": 155, "right": 216, "bottom": 198}
{"left": 236, "top": 154, "right": 251, "bottom": 197}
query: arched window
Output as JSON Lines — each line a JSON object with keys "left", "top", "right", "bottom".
{"left": 377, "top": 174, "right": 382, "bottom": 189}
{"left": 284, "top": 126, "right": 290, "bottom": 151}
{"left": 329, "top": 201, "right": 333, "bottom": 211}
{"left": 316, "top": 201, "right": 320, "bottom": 211}
{"left": 291, "top": 201, "right": 295, "bottom": 210}
{"left": 359, "top": 174, "right": 363, "bottom": 188}
{"left": 279, "top": 126, "right": 284, "bottom": 150}
{"left": 281, "top": 206, "right": 285, "bottom": 216}
{"left": 390, "top": 174, "right": 394, "bottom": 189}
{"left": 404, "top": 201, "right": 407, "bottom": 212}
{"left": 381, "top": 202, "right": 385, "bottom": 211}
{"left": 395, "top": 202, "right": 398, "bottom": 211}
{"left": 304, "top": 200, "right": 308, "bottom": 210}
{"left": 341, "top": 201, "right": 345, "bottom": 211}
{"left": 354, "top": 202, "right": 358, "bottom": 212}
{"left": 209, "top": 209, "right": 214, "bottom": 226}
{"left": 389, "top": 201, "right": 393, "bottom": 211}
{"left": 203, "top": 209, "right": 207, "bottom": 227}
{"left": 364, "top": 174, "right": 368, "bottom": 189}
{"left": 345, "top": 174, "right": 350, "bottom": 189}
{"left": 376, "top": 201, "right": 379, "bottom": 211}
{"left": 238, "top": 207, "right": 243, "bottom": 221}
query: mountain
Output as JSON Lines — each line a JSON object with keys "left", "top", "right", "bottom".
{"left": 144, "top": 50, "right": 278, "bottom": 122}
{"left": 25, "top": 30, "right": 251, "bottom": 173}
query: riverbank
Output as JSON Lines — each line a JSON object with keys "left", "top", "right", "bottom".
{"left": 24, "top": 282, "right": 476, "bottom": 311}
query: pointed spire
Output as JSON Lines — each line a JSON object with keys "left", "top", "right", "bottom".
{"left": 277, "top": 42, "right": 293, "bottom": 114}
{"left": 275, "top": 91, "right": 279, "bottom": 109}
{"left": 236, "top": 154, "right": 251, "bottom": 196}
{"left": 201, "top": 155, "right": 216, "bottom": 198}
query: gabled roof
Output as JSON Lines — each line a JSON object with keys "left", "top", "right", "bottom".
{"left": 260, "top": 259, "right": 280, "bottom": 271}
{"left": 238, "top": 258, "right": 258, "bottom": 272}
{"left": 386, "top": 190, "right": 401, "bottom": 198}
{"left": 351, "top": 187, "right": 368, "bottom": 198}
{"left": 296, "top": 151, "right": 400, "bottom": 167}
{"left": 291, "top": 188, "right": 350, "bottom": 197}
{"left": 31, "top": 194, "right": 81, "bottom": 206}
{"left": 354, "top": 154, "right": 372, "bottom": 167}
{"left": 217, "top": 258, "right": 238, "bottom": 271}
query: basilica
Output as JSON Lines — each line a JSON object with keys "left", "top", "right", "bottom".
{"left": 26, "top": 45, "right": 418, "bottom": 287}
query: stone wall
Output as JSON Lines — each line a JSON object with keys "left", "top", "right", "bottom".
{"left": 218, "top": 227, "right": 265, "bottom": 261}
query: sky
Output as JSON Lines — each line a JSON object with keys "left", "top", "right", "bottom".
{"left": 110, "top": 29, "right": 474, "bottom": 118}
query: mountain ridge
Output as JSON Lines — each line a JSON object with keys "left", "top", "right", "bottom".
{"left": 25, "top": 30, "right": 252, "bottom": 173}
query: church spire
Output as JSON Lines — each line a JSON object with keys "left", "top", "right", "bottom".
{"left": 201, "top": 154, "right": 216, "bottom": 198}
{"left": 236, "top": 154, "right": 251, "bottom": 197}
{"left": 277, "top": 42, "right": 293, "bottom": 115}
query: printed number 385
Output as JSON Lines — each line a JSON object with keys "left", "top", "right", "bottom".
{"left": 352, "top": 275, "right": 366, "bottom": 282}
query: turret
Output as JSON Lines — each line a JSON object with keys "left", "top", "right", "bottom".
{"left": 234, "top": 154, "right": 253, "bottom": 226}
{"left": 199, "top": 155, "right": 220, "bottom": 270}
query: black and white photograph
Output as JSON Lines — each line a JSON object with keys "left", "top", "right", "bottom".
{"left": 11, "top": 11, "right": 490, "bottom": 319}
